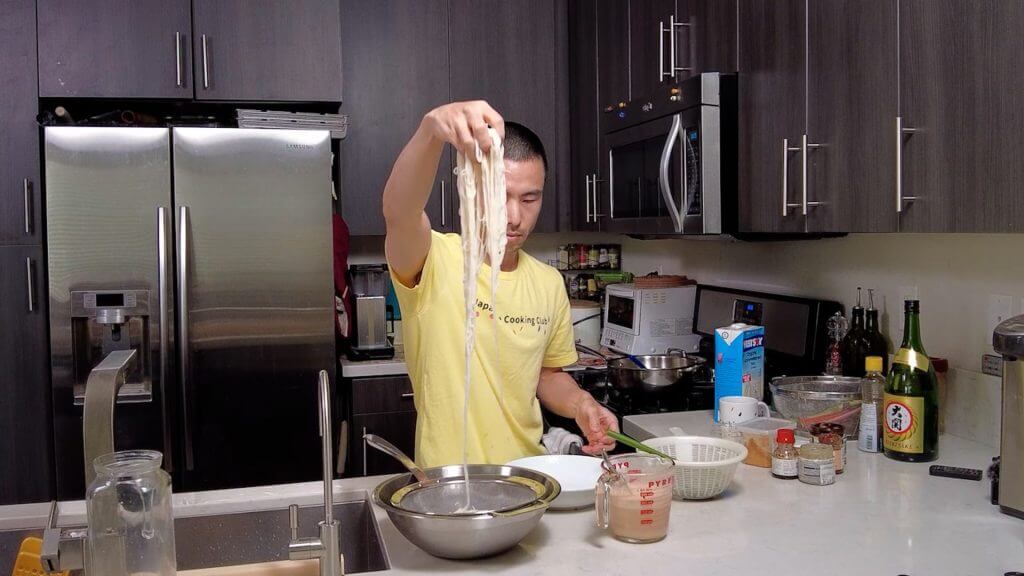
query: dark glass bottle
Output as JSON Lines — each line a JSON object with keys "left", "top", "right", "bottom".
{"left": 883, "top": 300, "right": 939, "bottom": 462}
{"left": 864, "top": 304, "right": 890, "bottom": 374}
{"left": 841, "top": 294, "right": 872, "bottom": 377}
{"left": 862, "top": 288, "right": 890, "bottom": 373}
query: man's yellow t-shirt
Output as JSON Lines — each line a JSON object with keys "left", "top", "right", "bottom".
{"left": 389, "top": 231, "right": 578, "bottom": 468}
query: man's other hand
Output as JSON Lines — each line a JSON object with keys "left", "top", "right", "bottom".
{"left": 573, "top": 394, "right": 618, "bottom": 455}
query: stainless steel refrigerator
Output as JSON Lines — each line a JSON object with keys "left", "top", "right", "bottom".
{"left": 45, "top": 127, "right": 335, "bottom": 498}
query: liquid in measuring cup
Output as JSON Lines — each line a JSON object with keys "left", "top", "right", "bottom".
{"left": 596, "top": 454, "right": 675, "bottom": 543}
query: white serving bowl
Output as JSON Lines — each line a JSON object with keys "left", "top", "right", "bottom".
{"left": 506, "top": 454, "right": 604, "bottom": 510}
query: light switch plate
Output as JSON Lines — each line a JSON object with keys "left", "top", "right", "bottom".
{"left": 982, "top": 354, "right": 1003, "bottom": 378}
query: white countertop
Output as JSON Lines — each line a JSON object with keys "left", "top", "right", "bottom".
{"left": 338, "top": 345, "right": 601, "bottom": 378}
{"left": 338, "top": 346, "right": 407, "bottom": 378}
{"left": 4, "top": 411, "right": 1021, "bottom": 575}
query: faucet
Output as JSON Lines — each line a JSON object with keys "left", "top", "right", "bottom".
{"left": 287, "top": 370, "right": 344, "bottom": 576}
{"left": 42, "top": 349, "right": 138, "bottom": 573}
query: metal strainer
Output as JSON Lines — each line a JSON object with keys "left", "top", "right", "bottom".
{"left": 390, "top": 477, "right": 540, "bottom": 515}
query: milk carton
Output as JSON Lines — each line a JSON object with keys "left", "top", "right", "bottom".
{"left": 714, "top": 323, "right": 765, "bottom": 421}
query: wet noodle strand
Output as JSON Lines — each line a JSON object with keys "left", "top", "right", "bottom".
{"left": 454, "top": 128, "right": 507, "bottom": 512}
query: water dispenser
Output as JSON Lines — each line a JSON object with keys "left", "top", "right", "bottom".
{"left": 70, "top": 290, "right": 152, "bottom": 404}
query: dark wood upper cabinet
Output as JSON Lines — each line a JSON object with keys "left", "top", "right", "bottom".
{"left": 736, "top": 0, "right": 806, "bottom": 233}
{"left": 192, "top": 0, "right": 343, "bottom": 102}
{"left": 629, "top": 0, "right": 678, "bottom": 100}
{"left": 686, "top": 0, "right": 738, "bottom": 75}
{"left": 37, "top": 0, "right": 192, "bottom": 99}
{"left": 806, "top": 0, "right": 898, "bottom": 233}
{"left": 0, "top": 246, "right": 54, "bottom": 504}
{"left": 449, "top": 0, "right": 567, "bottom": 233}
{"left": 899, "top": 0, "right": 1024, "bottom": 233}
{"left": 339, "top": 0, "right": 452, "bottom": 236}
{"left": 597, "top": 0, "right": 631, "bottom": 110}
{"left": 0, "top": 0, "right": 40, "bottom": 245}
{"left": 570, "top": 0, "right": 603, "bottom": 231}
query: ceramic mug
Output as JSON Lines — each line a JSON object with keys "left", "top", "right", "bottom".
{"left": 719, "top": 395, "right": 770, "bottom": 424}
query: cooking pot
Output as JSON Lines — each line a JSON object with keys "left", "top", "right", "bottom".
{"left": 607, "top": 352, "right": 706, "bottom": 394}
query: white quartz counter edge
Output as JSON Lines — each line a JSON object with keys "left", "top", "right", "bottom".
{"left": 338, "top": 357, "right": 408, "bottom": 378}
{"left": 5, "top": 411, "right": 1023, "bottom": 575}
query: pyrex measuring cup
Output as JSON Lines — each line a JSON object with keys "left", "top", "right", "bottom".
{"left": 595, "top": 454, "right": 675, "bottom": 543}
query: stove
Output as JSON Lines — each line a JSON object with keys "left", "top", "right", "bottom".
{"left": 574, "top": 362, "right": 715, "bottom": 418}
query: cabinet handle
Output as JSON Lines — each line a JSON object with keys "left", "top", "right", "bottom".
{"left": 670, "top": 15, "right": 693, "bottom": 78}
{"left": 25, "top": 258, "right": 35, "bottom": 313}
{"left": 896, "top": 116, "right": 918, "bottom": 213}
{"left": 592, "top": 174, "right": 605, "bottom": 219}
{"left": 440, "top": 180, "right": 447, "bottom": 227}
{"left": 801, "top": 134, "right": 823, "bottom": 214}
{"left": 23, "top": 179, "right": 32, "bottom": 235}
{"left": 584, "top": 175, "right": 592, "bottom": 223}
{"left": 362, "top": 426, "right": 368, "bottom": 476}
{"left": 659, "top": 21, "right": 672, "bottom": 80}
{"left": 781, "top": 138, "right": 801, "bottom": 216}
{"left": 175, "top": 32, "right": 183, "bottom": 87}
{"left": 400, "top": 392, "right": 414, "bottom": 399}
{"left": 201, "top": 34, "right": 210, "bottom": 89}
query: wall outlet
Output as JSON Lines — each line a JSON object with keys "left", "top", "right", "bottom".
{"left": 982, "top": 354, "right": 1004, "bottom": 378}
{"left": 989, "top": 294, "right": 1014, "bottom": 333}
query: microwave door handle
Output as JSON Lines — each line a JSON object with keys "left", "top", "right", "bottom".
{"left": 659, "top": 114, "right": 684, "bottom": 233}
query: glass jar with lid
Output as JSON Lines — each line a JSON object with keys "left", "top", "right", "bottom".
{"left": 86, "top": 450, "right": 176, "bottom": 576}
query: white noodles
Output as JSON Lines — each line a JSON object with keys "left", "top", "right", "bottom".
{"left": 454, "top": 128, "right": 507, "bottom": 512}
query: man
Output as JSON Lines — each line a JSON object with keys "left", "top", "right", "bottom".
{"left": 383, "top": 101, "right": 618, "bottom": 467}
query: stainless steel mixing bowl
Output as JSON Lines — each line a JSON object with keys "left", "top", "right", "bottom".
{"left": 372, "top": 464, "right": 560, "bottom": 559}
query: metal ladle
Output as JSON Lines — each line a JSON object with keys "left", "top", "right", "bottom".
{"left": 363, "top": 433, "right": 431, "bottom": 485}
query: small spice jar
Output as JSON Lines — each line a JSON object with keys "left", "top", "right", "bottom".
{"left": 798, "top": 443, "right": 836, "bottom": 485}
{"left": 771, "top": 428, "right": 799, "bottom": 480}
{"left": 811, "top": 423, "right": 846, "bottom": 475}
{"left": 608, "top": 244, "right": 621, "bottom": 269}
{"left": 557, "top": 245, "right": 569, "bottom": 270}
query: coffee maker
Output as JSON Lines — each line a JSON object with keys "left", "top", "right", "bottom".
{"left": 348, "top": 264, "right": 395, "bottom": 360}
{"left": 994, "top": 314, "right": 1024, "bottom": 519}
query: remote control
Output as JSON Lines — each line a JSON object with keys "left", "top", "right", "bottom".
{"left": 929, "top": 465, "right": 983, "bottom": 481}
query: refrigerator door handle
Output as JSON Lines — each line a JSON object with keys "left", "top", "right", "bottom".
{"left": 178, "top": 205, "right": 195, "bottom": 471}
{"left": 157, "top": 206, "right": 173, "bottom": 473}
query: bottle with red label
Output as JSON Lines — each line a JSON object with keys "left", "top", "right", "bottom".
{"left": 883, "top": 300, "right": 939, "bottom": 462}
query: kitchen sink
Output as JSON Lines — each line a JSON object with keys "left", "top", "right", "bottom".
{"left": 0, "top": 499, "right": 388, "bottom": 575}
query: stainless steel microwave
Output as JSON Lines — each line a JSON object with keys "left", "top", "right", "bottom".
{"left": 601, "top": 73, "right": 736, "bottom": 235}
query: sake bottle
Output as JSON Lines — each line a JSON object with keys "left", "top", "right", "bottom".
{"left": 883, "top": 300, "right": 939, "bottom": 462}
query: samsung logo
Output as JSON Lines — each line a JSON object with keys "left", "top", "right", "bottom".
{"left": 286, "top": 144, "right": 314, "bottom": 150}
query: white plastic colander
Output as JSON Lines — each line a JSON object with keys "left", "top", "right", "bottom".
{"left": 639, "top": 436, "right": 748, "bottom": 500}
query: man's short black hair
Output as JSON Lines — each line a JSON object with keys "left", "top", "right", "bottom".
{"left": 503, "top": 121, "right": 548, "bottom": 175}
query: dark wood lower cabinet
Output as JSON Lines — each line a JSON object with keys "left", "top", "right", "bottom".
{"left": 0, "top": 246, "right": 54, "bottom": 504}
{"left": 349, "top": 411, "right": 417, "bottom": 477}
{"left": 346, "top": 375, "right": 417, "bottom": 477}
